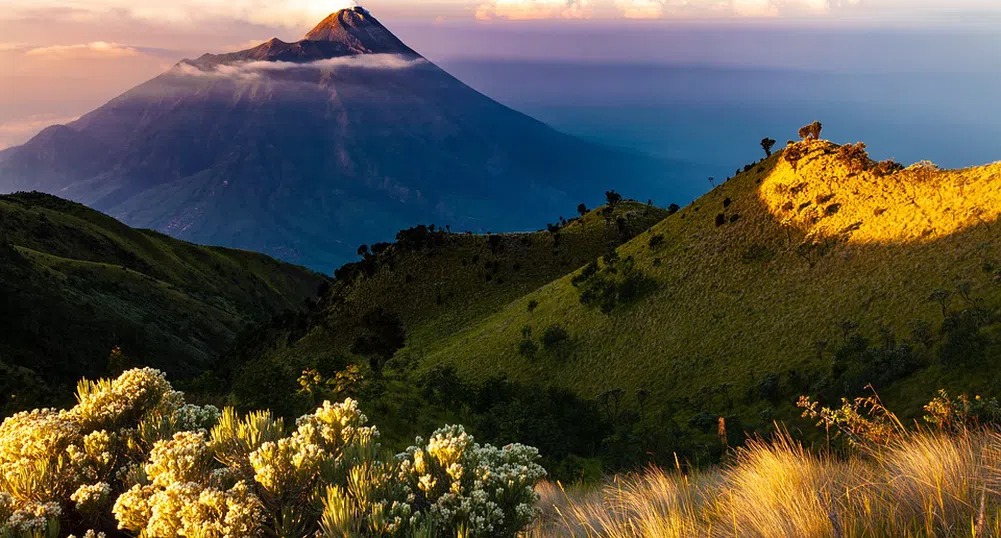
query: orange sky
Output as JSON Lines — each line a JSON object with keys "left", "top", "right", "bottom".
{"left": 1, "top": 0, "right": 999, "bottom": 149}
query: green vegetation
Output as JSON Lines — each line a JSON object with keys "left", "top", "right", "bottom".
{"left": 219, "top": 200, "right": 669, "bottom": 441}
{"left": 416, "top": 138, "right": 1001, "bottom": 468}
{"left": 0, "top": 192, "right": 324, "bottom": 414}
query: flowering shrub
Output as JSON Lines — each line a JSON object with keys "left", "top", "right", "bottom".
{"left": 0, "top": 369, "right": 547, "bottom": 538}
{"left": 398, "top": 425, "right": 546, "bottom": 537}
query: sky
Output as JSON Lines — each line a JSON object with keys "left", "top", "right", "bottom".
{"left": 1, "top": 0, "right": 1000, "bottom": 150}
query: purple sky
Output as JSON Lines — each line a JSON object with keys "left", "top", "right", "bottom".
{"left": 1, "top": 0, "right": 999, "bottom": 149}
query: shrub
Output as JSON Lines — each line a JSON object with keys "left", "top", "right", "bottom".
{"left": 784, "top": 144, "right": 806, "bottom": 169}
{"left": 798, "top": 121, "right": 823, "bottom": 140}
{"left": 667, "top": 203, "right": 681, "bottom": 215}
{"left": 577, "top": 203, "right": 588, "bottom": 216}
{"left": 351, "top": 308, "right": 406, "bottom": 373}
{"left": 605, "top": 191, "right": 622, "bottom": 206}
{"left": 648, "top": 234, "right": 665, "bottom": 249}
{"left": 761, "top": 137, "right": 777, "bottom": 157}
{"left": 541, "top": 325, "right": 570, "bottom": 351}
{"left": 836, "top": 142, "right": 871, "bottom": 174}
{"left": 573, "top": 255, "right": 655, "bottom": 314}
{"left": 518, "top": 338, "right": 539, "bottom": 359}
{"left": 527, "top": 299, "right": 539, "bottom": 312}
{"left": 874, "top": 159, "right": 905, "bottom": 176}
{"left": 0, "top": 369, "right": 547, "bottom": 538}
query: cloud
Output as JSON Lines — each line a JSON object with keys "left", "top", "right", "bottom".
{"left": 475, "top": 0, "right": 595, "bottom": 20}
{"left": 0, "top": 115, "right": 80, "bottom": 150}
{"left": 611, "top": 0, "right": 856, "bottom": 18}
{"left": 25, "top": 41, "right": 140, "bottom": 58}
{"left": 175, "top": 54, "right": 427, "bottom": 81}
{"left": 4, "top": 0, "right": 366, "bottom": 28}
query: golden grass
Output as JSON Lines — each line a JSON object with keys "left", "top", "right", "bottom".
{"left": 525, "top": 430, "right": 1001, "bottom": 538}
{"left": 760, "top": 142, "right": 1001, "bottom": 245}
{"left": 422, "top": 140, "right": 1001, "bottom": 427}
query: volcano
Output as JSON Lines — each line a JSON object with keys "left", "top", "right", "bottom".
{"left": 0, "top": 7, "right": 697, "bottom": 271}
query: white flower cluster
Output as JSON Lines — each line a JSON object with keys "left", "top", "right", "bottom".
{"left": 73, "top": 367, "right": 184, "bottom": 430}
{"left": 4, "top": 500, "right": 61, "bottom": 535}
{"left": 398, "top": 425, "right": 546, "bottom": 537}
{"left": 113, "top": 431, "right": 265, "bottom": 537}
{"left": 1, "top": 369, "right": 549, "bottom": 538}
{"left": 249, "top": 399, "right": 379, "bottom": 495}
{"left": 68, "top": 531, "right": 106, "bottom": 538}
{"left": 0, "top": 368, "right": 193, "bottom": 537}
{"left": 71, "top": 482, "right": 112, "bottom": 515}
{"left": 173, "top": 403, "right": 222, "bottom": 431}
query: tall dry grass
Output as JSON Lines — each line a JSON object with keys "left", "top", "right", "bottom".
{"left": 525, "top": 430, "right": 1001, "bottom": 538}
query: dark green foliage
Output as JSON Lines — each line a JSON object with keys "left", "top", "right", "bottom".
{"left": 573, "top": 254, "right": 655, "bottom": 314}
{"left": 541, "top": 325, "right": 570, "bottom": 350}
{"left": 605, "top": 190, "right": 623, "bottom": 206}
{"left": 518, "top": 338, "right": 539, "bottom": 359}
{"left": 649, "top": 234, "right": 665, "bottom": 249}
{"left": 351, "top": 308, "right": 406, "bottom": 372}
{"left": 396, "top": 224, "right": 448, "bottom": 251}
{"left": 757, "top": 373, "right": 781, "bottom": 401}
{"left": 715, "top": 214, "right": 726, "bottom": 227}
{"left": 667, "top": 204, "right": 681, "bottom": 215}
{"left": 761, "top": 138, "right": 777, "bottom": 157}
{"left": 527, "top": 299, "right": 539, "bottom": 312}
{"left": 939, "top": 308, "right": 994, "bottom": 366}
{"left": 0, "top": 192, "right": 322, "bottom": 415}
{"left": 828, "top": 330, "right": 927, "bottom": 396}
{"left": 577, "top": 203, "right": 588, "bottom": 216}
{"left": 417, "top": 367, "right": 609, "bottom": 481}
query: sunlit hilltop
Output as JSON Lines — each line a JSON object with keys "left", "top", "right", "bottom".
{"left": 761, "top": 139, "right": 1001, "bottom": 245}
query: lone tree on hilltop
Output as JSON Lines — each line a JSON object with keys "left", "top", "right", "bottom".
{"left": 605, "top": 190, "right": 623, "bottom": 206}
{"left": 761, "top": 138, "right": 777, "bottom": 157}
{"left": 799, "top": 121, "right": 823, "bottom": 141}
{"left": 577, "top": 203, "right": 588, "bottom": 217}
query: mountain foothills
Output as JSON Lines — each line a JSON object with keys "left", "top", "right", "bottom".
{"left": 0, "top": 6, "right": 695, "bottom": 271}
{"left": 0, "top": 192, "right": 324, "bottom": 414}
{"left": 222, "top": 137, "right": 1001, "bottom": 470}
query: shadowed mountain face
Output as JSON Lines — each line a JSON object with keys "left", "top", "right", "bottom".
{"left": 0, "top": 7, "right": 697, "bottom": 271}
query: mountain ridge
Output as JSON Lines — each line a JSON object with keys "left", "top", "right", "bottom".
{"left": 0, "top": 191, "right": 325, "bottom": 414}
{"left": 0, "top": 7, "right": 697, "bottom": 271}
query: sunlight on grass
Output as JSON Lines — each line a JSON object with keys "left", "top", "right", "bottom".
{"left": 760, "top": 140, "right": 1001, "bottom": 245}
{"left": 526, "top": 429, "right": 1001, "bottom": 538}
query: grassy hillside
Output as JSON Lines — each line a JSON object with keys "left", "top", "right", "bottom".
{"left": 417, "top": 140, "right": 1001, "bottom": 457}
{"left": 221, "top": 200, "right": 669, "bottom": 456}
{"left": 0, "top": 192, "right": 325, "bottom": 413}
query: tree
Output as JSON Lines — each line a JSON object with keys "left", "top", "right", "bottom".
{"left": 761, "top": 138, "right": 777, "bottom": 157}
{"left": 577, "top": 203, "right": 588, "bottom": 216}
{"left": 356, "top": 244, "right": 369, "bottom": 257}
{"left": 708, "top": 177, "right": 715, "bottom": 188}
{"left": 798, "top": 121, "right": 823, "bottom": 141}
{"left": 351, "top": 308, "right": 406, "bottom": 373}
{"left": 605, "top": 190, "right": 622, "bottom": 206}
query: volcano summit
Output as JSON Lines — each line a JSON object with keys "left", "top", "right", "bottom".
{"left": 0, "top": 6, "right": 694, "bottom": 270}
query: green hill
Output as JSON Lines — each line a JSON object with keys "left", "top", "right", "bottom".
{"left": 0, "top": 192, "right": 325, "bottom": 413}
{"left": 220, "top": 200, "right": 670, "bottom": 456}
{"left": 417, "top": 140, "right": 1001, "bottom": 452}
